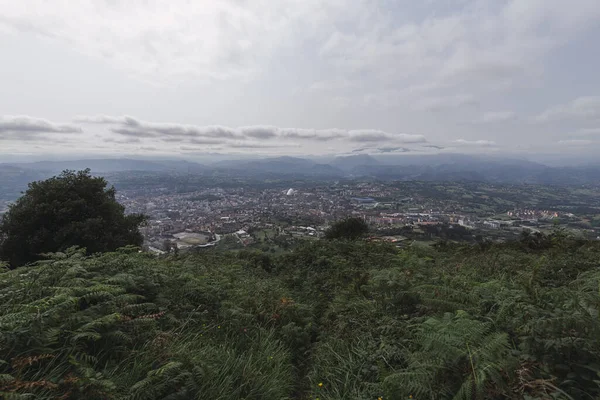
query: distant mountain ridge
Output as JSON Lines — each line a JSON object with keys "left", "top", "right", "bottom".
{"left": 212, "top": 156, "right": 344, "bottom": 177}
{"left": 331, "top": 154, "right": 380, "bottom": 171}
{"left": 3, "top": 159, "right": 206, "bottom": 173}
{"left": 2, "top": 155, "right": 600, "bottom": 186}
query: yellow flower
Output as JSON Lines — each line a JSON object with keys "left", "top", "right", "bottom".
{"left": 409, "top": 396, "right": 413, "bottom": 399}
{"left": 218, "top": 325, "right": 221, "bottom": 329}
{"left": 318, "top": 382, "right": 323, "bottom": 387}
{"left": 378, "top": 397, "right": 383, "bottom": 400}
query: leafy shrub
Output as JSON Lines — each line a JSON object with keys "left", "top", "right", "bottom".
{"left": 0, "top": 170, "right": 145, "bottom": 268}
{"left": 324, "top": 217, "right": 369, "bottom": 240}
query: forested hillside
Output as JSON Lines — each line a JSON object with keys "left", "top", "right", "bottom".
{"left": 1, "top": 235, "right": 599, "bottom": 399}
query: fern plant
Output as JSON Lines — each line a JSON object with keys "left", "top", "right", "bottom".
{"left": 384, "top": 311, "right": 515, "bottom": 399}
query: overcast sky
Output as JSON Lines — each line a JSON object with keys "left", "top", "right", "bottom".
{"left": 1, "top": 0, "right": 600, "bottom": 161}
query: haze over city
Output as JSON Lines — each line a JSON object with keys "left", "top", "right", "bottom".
{"left": 1, "top": 0, "right": 600, "bottom": 163}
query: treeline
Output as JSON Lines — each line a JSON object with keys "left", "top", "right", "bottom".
{"left": 378, "top": 223, "right": 475, "bottom": 242}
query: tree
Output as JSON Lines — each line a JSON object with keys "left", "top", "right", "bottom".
{"left": 324, "top": 217, "right": 369, "bottom": 240}
{"left": 0, "top": 169, "right": 146, "bottom": 268}
{"left": 163, "top": 240, "right": 174, "bottom": 254}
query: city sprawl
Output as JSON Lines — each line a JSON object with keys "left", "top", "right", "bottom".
{"left": 108, "top": 176, "right": 600, "bottom": 253}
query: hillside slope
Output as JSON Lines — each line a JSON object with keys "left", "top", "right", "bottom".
{"left": 0, "top": 239, "right": 599, "bottom": 399}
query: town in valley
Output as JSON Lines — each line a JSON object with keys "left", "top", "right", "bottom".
{"left": 110, "top": 176, "right": 600, "bottom": 253}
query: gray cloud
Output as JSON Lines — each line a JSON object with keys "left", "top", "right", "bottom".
{"left": 454, "top": 139, "right": 497, "bottom": 147}
{"left": 413, "top": 94, "right": 477, "bottom": 112}
{"left": 110, "top": 127, "right": 157, "bottom": 138}
{"left": 160, "top": 137, "right": 185, "bottom": 143}
{"left": 352, "top": 146, "right": 412, "bottom": 154}
{"left": 239, "top": 126, "right": 279, "bottom": 139}
{"left": 0, "top": 115, "right": 82, "bottom": 140}
{"left": 78, "top": 115, "right": 427, "bottom": 146}
{"left": 475, "top": 111, "right": 516, "bottom": 124}
{"left": 557, "top": 139, "right": 594, "bottom": 146}
{"left": 179, "top": 147, "right": 224, "bottom": 154}
{"left": 110, "top": 124, "right": 239, "bottom": 139}
{"left": 73, "top": 115, "right": 128, "bottom": 124}
{"left": 104, "top": 137, "right": 142, "bottom": 144}
{"left": 228, "top": 142, "right": 282, "bottom": 149}
{"left": 79, "top": 116, "right": 241, "bottom": 139}
{"left": 377, "top": 146, "right": 411, "bottom": 153}
{"left": 279, "top": 128, "right": 346, "bottom": 141}
{"left": 572, "top": 127, "right": 600, "bottom": 137}
{"left": 348, "top": 130, "right": 427, "bottom": 143}
{"left": 347, "top": 130, "right": 395, "bottom": 142}
{"left": 534, "top": 96, "right": 600, "bottom": 123}
{"left": 1, "top": 1, "right": 356, "bottom": 83}
{"left": 189, "top": 138, "right": 225, "bottom": 145}
{"left": 179, "top": 146, "right": 217, "bottom": 152}
{"left": 2, "top": 2, "right": 600, "bottom": 159}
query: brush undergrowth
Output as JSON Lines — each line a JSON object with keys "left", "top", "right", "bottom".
{"left": 1, "top": 237, "right": 599, "bottom": 399}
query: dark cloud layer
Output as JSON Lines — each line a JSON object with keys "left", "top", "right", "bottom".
{"left": 104, "top": 137, "right": 142, "bottom": 144}
{"left": 353, "top": 146, "right": 413, "bottom": 153}
{"left": 76, "top": 115, "right": 427, "bottom": 147}
{"left": 377, "top": 146, "right": 411, "bottom": 153}
{"left": 0, "top": 115, "right": 82, "bottom": 141}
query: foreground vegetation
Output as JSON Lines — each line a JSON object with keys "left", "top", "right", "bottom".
{"left": 1, "top": 234, "right": 599, "bottom": 399}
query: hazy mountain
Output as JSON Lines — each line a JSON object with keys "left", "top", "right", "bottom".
{"left": 4, "top": 159, "right": 206, "bottom": 174}
{"left": 0, "top": 166, "right": 50, "bottom": 201}
{"left": 332, "top": 154, "right": 380, "bottom": 171}
{"left": 153, "top": 160, "right": 207, "bottom": 173}
{"left": 213, "top": 156, "right": 316, "bottom": 174}
{"left": 374, "top": 153, "right": 477, "bottom": 166}
{"left": 2, "top": 155, "right": 600, "bottom": 187}
{"left": 208, "top": 156, "right": 347, "bottom": 178}
{"left": 0, "top": 160, "right": 209, "bottom": 201}
{"left": 309, "top": 163, "right": 345, "bottom": 177}
{"left": 533, "top": 166, "right": 600, "bottom": 185}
